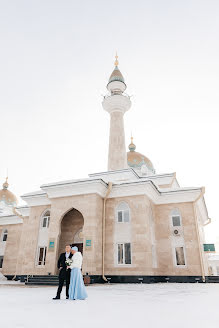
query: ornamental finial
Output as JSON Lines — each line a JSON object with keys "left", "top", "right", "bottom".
{"left": 129, "top": 134, "right": 136, "bottom": 152}
{"left": 3, "top": 177, "right": 9, "bottom": 189}
{"left": 114, "top": 52, "right": 119, "bottom": 66}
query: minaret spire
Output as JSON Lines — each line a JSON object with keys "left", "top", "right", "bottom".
{"left": 102, "top": 56, "right": 131, "bottom": 171}
{"left": 114, "top": 52, "right": 119, "bottom": 66}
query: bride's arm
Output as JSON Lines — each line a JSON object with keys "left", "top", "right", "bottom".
{"left": 70, "top": 253, "right": 82, "bottom": 268}
{"left": 69, "top": 256, "right": 75, "bottom": 269}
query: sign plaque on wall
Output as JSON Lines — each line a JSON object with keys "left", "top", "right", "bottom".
{"left": 85, "top": 239, "right": 92, "bottom": 249}
{"left": 48, "top": 238, "right": 55, "bottom": 252}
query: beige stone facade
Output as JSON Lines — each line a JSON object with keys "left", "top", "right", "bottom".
{"left": 0, "top": 186, "right": 208, "bottom": 280}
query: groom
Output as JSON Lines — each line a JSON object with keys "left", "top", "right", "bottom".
{"left": 53, "top": 244, "right": 73, "bottom": 300}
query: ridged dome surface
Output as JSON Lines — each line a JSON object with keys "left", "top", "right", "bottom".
{"left": 127, "top": 138, "right": 155, "bottom": 173}
{"left": 0, "top": 179, "right": 17, "bottom": 206}
{"left": 108, "top": 66, "right": 125, "bottom": 84}
{"left": 127, "top": 151, "right": 154, "bottom": 171}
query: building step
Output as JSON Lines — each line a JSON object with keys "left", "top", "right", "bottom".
{"left": 26, "top": 275, "right": 59, "bottom": 278}
{"left": 27, "top": 279, "right": 59, "bottom": 283}
{"left": 26, "top": 276, "right": 59, "bottom": 280}
{"left": 25, "top": 281, "right": 59, "bottom": 286}
{"left": 25, "top": 275, "right": 60, "bottom": 285}
{"left": 206, "top": 276, "right": 219, "bottom": 283}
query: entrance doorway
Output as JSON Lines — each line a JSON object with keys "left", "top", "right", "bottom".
{"left": 71, "top": 243, "right": 83, "bottom": 254}
{"left": 58, "top": 208, "right": 84, "bottom": 256}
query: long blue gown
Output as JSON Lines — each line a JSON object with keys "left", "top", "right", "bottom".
{"left": 69, "top": 268, "right": 88, "bottom": 300}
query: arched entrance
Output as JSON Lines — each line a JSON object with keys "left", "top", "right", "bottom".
{"left": 58, "top": 208, "right": 84, "bottom": 255}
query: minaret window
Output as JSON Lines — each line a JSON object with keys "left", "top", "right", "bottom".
{"left": 116, "top": 202, "right": 130, "bottom": 223}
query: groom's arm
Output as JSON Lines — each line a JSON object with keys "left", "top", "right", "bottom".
{"left": 57, "top": 254, "right": 62, "bottom": 269}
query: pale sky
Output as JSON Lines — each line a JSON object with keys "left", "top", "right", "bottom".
{"left": 0, "top": 1, "right": 219, "bottom": 242}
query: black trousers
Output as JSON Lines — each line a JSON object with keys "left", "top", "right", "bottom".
{"left": 56, "top": 269, "right": 71, "bottom": 298}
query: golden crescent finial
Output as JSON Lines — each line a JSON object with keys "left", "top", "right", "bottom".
{"left": 114, "top": 52, "right": 119, "bottom": 66}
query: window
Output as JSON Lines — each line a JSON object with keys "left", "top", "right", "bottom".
{"left": 2, "top": 230, "right": 8, "bottom": 242}
{"left": 116, "top": 203, "right": 130, "bottom": 223}
{"left": 175, "top": 247, "right": 185, "bottom": 266}
{"left": 172, "top": 216, "right": 181, "bottom": 227}
{"left": 171, "top": 209, "right": 182, "bottom": 227}
{"left": 0, "top": 256, "right": 3, "bottom": 268}
{"left": 117, "top": 243, "right": 131, "bottom": 265}
{"left": 41, "top": 211, "right": 50, "bottom": 228}
{"left": 37, "top": 247, "right": 47, "bottom": 265}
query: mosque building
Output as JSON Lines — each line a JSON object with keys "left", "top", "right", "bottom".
{"left": 0, "top": 56, "right": 211, "bottom": 283}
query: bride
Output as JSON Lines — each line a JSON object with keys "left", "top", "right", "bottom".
{"left": 67, "top": 246, "right": 88, "bottom": 300}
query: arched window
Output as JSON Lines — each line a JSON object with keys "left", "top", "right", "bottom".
{"left": 2, "top": 229, "right": 8, "bottom": 242}
{"left": 41, "top": 211, "right": 50, "bottom": 228}
{"left": 116, "top": 202, "right": 130, "bottom": 223}
{"left": 171, "top": 209, "right": 182, "bottom": 227}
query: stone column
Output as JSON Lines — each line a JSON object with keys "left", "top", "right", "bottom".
{"left": 108, "top": 111, "right": 127, "bottom": 171}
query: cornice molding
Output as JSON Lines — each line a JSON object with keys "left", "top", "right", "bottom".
{"left": 20, "top": 174, "right": 203, "bottom": 207}
{"left": 15, "top": 206, "right": 30, "bottom": 217}
{"left": 0, "top": 215, "right": 23, "bottom": 226}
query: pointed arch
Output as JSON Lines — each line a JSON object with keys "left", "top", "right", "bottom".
{"left": 115, "top": 202, "right": 131, "bottom": 223}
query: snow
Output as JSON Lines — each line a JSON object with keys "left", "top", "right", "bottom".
{"left": 0, "top": 272, "right": 7, "bottom": 281}
{"left": 1, "top": 283, "right": 219, "bottom": 328}
{"left": 0, "top": 279, "right": 23, "bottom": 285}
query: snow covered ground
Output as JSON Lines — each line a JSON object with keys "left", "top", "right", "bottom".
{"left": 0, "top": 283, "right": 219, "bottom": 328}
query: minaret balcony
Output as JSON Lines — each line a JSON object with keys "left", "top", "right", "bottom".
{"left": 102, "top": 93, "right": 131, "bottom": 114}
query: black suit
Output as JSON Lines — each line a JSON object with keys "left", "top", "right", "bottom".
{"left": 56, "top": 252, "right": 73, "bottom": 298}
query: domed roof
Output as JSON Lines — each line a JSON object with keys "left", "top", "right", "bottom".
{"left": 0, "top": 178, "right": 17, "bottom": 206}
{"left": 127, "top": 138, "right": 155, "bottom": 173}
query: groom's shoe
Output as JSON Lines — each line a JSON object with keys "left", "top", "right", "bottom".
{"left": 53, "top": 297, "right": 60, "bottom": 300}
{"left": 66, "top": 296, "right": 69, "bottom": 299}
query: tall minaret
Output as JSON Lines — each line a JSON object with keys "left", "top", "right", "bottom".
{"left": 102, "top": 55, "right": 131, "bottom": 171}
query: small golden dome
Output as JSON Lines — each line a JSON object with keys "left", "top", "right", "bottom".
{"left": 128, "top": 136, "right": 136, "bottom": 152}
{"left": 0, "top": 178, "right": 17, "bottom": 206}
{"left": 127, "top": 137, "right": 155, "bottom": 173}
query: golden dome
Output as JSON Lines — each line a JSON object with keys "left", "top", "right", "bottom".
{"left": 0, "top": 178, "right": 17, "bottom": 206}
{"left": 127, "top": 138, "right": 155, "bottom": 173}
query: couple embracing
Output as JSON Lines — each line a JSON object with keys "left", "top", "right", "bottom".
{"left": 53, "top": 244, "right": 87, "bottom": 300}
